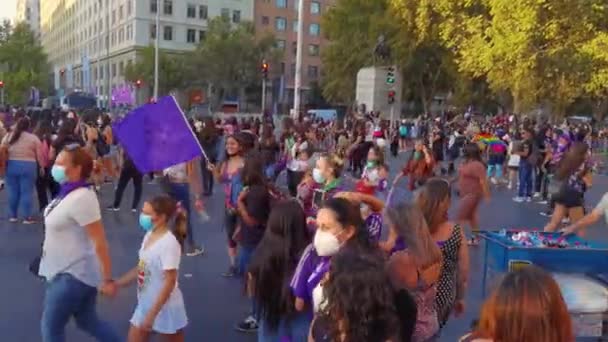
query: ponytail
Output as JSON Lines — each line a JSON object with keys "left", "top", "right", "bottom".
{"left": 171, "top": 204, "right": 188, "bottom": 248}
{"left": 148, "top": 195, "right": 188, "bottom": 249}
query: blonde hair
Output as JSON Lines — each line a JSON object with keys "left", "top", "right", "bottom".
{"left": 385, "top": 203, "right": 442, "bottom": 269}
{"left": 320, "top": 153, "right": 345, "bottom": 178}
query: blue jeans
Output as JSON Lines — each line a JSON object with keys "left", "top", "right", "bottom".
{"left": 41, "top": 273, "right": 120, "bottom": 342}
{"left": 258, "top": 312, "right": 312, "bottom": 342}
{"left": 518, "top": 161, "right": 533, "bottom": 197}
{"left": 167, "top": 182, "right": 196, "bottom": 249}
{"left": 238, "top": 245, "right": 256, "bottom": 276}
{"left": 487, "top": 164, "right": 503, "bottom": 178}
{"left": 6, "top": 160, "right": 37, "bottom": 218}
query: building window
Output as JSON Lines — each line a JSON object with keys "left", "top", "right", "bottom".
{"left": 127, "top": 24, "right": 133, "bottom": 40}
{"left": 276, "top": 39, "right": 286, "bottom": 50}
{"left": 163, "top": 0, "right": 172, "bottom": 15}
{"left": 308, "top": 44, "right": 319, "bottom": 56}
{"left": 112, "top": 63, "right": 116, "bottom": 77}
{"left": 308, "top": 65, "right": 319, "bottom": 78}
{"left": 150, "top": 0, "right": 157, "bottom": 13}
{"left": 150, "top": 24, "right": 157, "bottom": 39}
{"left": 275, "top": 17, "right": 286, "bottom": 31}
{"left": 309, "top": 23, "right": 320, "bottom": 36}
{"left": 233, "top": 10, "right": 241, "bottom": 23}
{"left": 292, "top": 20, "right": 298, "bottom": 32}
{"left": 187, "top": 29, "right": 196, "bottom": 43}
{"left": 311, "top": 1, "right": 320, "bottom": 14}
{"left": 187, "top": 4, "right": 196, "bottom": 18}
{"left": 111, "top": 9, "right": 116, "bottom": 24}
{"left": 199, "top": 5, "right": 208, "bottom": 19}
{"left": 276, "top": 0, "right": 287, "bottom": 8}
{"left": 119, "top": 61, "right": 124, "bottom": 76}
{"left": 280, "top": 62, "right": 285, "bottom": 74}
{"left": 119, "top": 5, "right": 124, "bottom": 20}
{"left": 261, "top": 16, "right": 269, "bottom": 25}
{"left": 290, "top": 63, "right": 296, "bottom": 76}
{"left": 163, "top": 25, "right": 173, "bottom": 40}
{"left": 221, "top": 8, "right": 230, "bottom": 20}
{"left": 199, "top": 30, "right": 206, "bottom": 42}
{"left": 127, "top": 0, "right": 132, "bottom": 16}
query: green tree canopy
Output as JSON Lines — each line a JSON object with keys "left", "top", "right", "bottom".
{"left": 123, "top": 46, "right": 187, "bottom": 96}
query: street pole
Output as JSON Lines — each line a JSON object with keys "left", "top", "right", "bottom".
{"left": 292, "top": 0, "right": 305, "bottom": 118}
{"left": 0, "top": 88, "right": 4, "bottom": 106}
{"left": 153, "top": 0, "right": 160, "bottom": 101}
{"left": 261, "top": 77, "right": 267, "bottom": 114}
{"left": 106, "top": 0, "right": 111, "bottom": 109}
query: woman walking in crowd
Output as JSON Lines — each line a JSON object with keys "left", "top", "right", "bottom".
{"left": 39, "top": 145, "right": 120, "bottom": 342}
{"left": 259, "top": 122, "right": 280, "bottom": 180}
{"left": 210, "top": 134, "right": 245, "bottom": 277}
{"left": 81, "top": 117, "right": 102, "bottom": 189}
{"left": 107, "top": 149, "right": 143, "bottom": 212}
{"left": 305, "top": 153, "right": 345, "bottom": 224}
{"left": 309, "top": 249, "right": 408, "bottom": 342}
{"left": 1, "top": 117, "right": 43, "bottom": 223}
{"left": 34, "top": 120, "right": 54, "bottom": 212}
{"left": 456, "top": 143, "right": 490, "bottom": 245}
{"left": 356, "top": 145, "right": 388, "bottom": 197}
{"left": 544, "top": 141, "right": 592, "bottom": 234}
{"left": 460, "top": 266, "right": 573, "bottom": 342}
{"left": 162, "top": 157, "right": 205, "bottom": 257}
{"left": 49, "top": 118, "right": 85, "bottom": 195}
{"left": 393, "top": 139, "right": 435, "bottom": 191}
{"left": 108, "top": 195, "right": 188, "bottom": 342}
{"left": 198, "top": 117, "right": 220, "bottom": 196}
{"left": 416, "top": 179, "right": 469, "bottom": 328}
{"left": 98, "top": 114, "right": 117, "bottom": 183}
{"left": 247, "top": 200, "right": 312, "bottom": 341}
{"left": 384, "top": 203, "right": 443, "bottom": 341}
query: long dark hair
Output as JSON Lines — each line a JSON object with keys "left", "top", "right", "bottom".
{"left": 9, "top": 117, "right": 31, "bottom": 145}
{"left": 34, "top": 120, "right": 53, "bottom": 145}
{"left": 148, "top": 195, "right": 188, "bottom": 248}
{"left": 555, "top": 141, "right": 588, "bottom": 180}
{"left": 320, "top": 249, "right": 400, "bottom": 342}
{"left": 322, "top": 197, "right": 373, "bottom": 253}
{"left": 249, "top": 200, "right": 311, "bottom": 331}
{"left": 462, "top": 143, "right": 483, "bottom": 164}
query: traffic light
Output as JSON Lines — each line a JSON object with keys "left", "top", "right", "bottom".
{"left": 135, "top": 79, "right": 142, "bottom": 88}
{"left": 386, "top": 66, "right": 395, "bottom": 84}
{"left": 388, "top": 90, "right": 396, "bottom": 104}
{"left": 0, "top": 80, "right": 4, "bottom": 88}
{"left": 261, "top": 60, "right": 269, "bottom": 79}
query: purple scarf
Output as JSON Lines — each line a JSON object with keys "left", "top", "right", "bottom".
{"left": 57, "top": 180, "right": 91, "bottom": 199}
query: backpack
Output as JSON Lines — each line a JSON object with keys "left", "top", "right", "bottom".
{"left": 96, "top": 129, "right": 110, "bottom": 157}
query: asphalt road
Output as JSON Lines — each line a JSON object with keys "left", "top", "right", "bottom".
{"left": 1, "top": 151, "right": 607, "bottom": 342}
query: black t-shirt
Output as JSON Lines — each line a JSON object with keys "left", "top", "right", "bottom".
{"left": 239, "top": 185, "right": 270, "bottom": 248}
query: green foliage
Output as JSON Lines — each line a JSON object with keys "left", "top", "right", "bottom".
{"left": 0, "top": 23, "right": 49, "bottom": 105}
{"left": 123, "top": 46, "right": 187, "bottom": 95}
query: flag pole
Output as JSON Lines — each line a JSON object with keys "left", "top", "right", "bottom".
{"left": 292, "top": 0, "right": 305, "bottom": 119}
{"left": 153, "top": 0, "right": 160, "bottom": 101}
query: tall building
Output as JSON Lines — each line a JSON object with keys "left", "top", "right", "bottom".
{"left": 15, "top": 0, "right": 41, "bottom": 38}
{"left": 40, "top": 0, "right": 253, "bottom": 103}
{"left": 254, "top": 0, "right": 330, "bottom": 107}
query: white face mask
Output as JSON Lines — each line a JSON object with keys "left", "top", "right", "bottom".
{"left": 97, "top": 119, "right": 103, "bottom": 126}
{"left": 312, "top": 283, "right": 328, "bottom": 313}
{"left": 312, "top": 168, "right": 326, "bottom": 184}
{"left": 367, "top": 169, "right": 380, "bottom": 184}
{"left": 314, "top": 230, "right": 342, "bottom": 257}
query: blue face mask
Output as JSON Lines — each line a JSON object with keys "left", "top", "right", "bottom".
{"left": 51, "top": 165, "right": 67, "bottom": 184}
{"left": 413, "top": 151, "right": 422, "bottom": 160}
{"left": 139, "top": 214, "right": 154, "bottom": 232}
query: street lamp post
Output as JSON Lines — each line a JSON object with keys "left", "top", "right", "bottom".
{"left": 292, "top": 0, "right": 305, "bottom": 118}
{"left": 153, "top": 0, "right": 160, "bottom": 101}
{"left": 106, "top": 0, "right": 112, "bottom": 109}
{"left": 261, "top": 60, "right": 269, "bottom": 114}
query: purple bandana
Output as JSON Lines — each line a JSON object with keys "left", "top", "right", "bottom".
{"left": 57, "top": 180, "right": 91, "bottom": 199}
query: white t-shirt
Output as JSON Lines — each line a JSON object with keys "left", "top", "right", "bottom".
{"left": 130, "top": 231, "right": 187, "bottom": 334}
{"left": 39, "top": 187, "right": 102, "bottom": 287}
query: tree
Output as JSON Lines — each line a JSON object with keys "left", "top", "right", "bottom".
{"left": 0, "top": 19, "right": 11, "bottom": 44}
{"left": 185, "top": 17, "right": 282, "bottom": 110}
{"left": 0, "top": 23, "right": 49, "bottom": 105}
{"left": 123, "top": 46, "right": 187, "bottom": 96}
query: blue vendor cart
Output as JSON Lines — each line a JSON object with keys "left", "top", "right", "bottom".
{"left": 479, "top": 231, "right": 608, "bottom": 340}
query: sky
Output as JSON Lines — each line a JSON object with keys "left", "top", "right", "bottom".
{"left": 1, "top": 0, "right": 17, "bottom": 22}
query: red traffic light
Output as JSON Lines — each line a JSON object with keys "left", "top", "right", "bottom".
{"left": 0, "top": 80, "right": 4, "bottom": 88}
{"left": 388, "top": 90, "right": 396, "bottom": 104}
{"left": 135, "top": 79, "right": 142, "bottom": 87}
{"left": 262, "top": 62, "right": 269, "bottom": 72}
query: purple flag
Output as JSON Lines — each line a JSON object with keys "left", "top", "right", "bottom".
{"left": 112, "top": 96, "right": 203, "bottom": 173}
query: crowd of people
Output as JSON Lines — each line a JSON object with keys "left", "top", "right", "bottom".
{"left": 0, "top": 106, "right": 604, "bottom": 342}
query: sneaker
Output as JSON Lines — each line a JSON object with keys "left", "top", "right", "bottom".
{"left": 513, "top": 197, "right": 525, "bottom": 203}
{"left": 562, "top": 217, "right": 571, "bottom": 224}
{"left": 490, "top": 177, "right": 497, "bottom": 185}
{"left": 507, "top": 183, "right": 512, "bottom": 190}
{"left": 22, "top": 217, "right": 37, "bottom": 225}
{"left": 536, "top": 200, "right": 548, "bottom": 205}
{"left": 8, "top": 217, "right": 18, "bottom": 223}
{"left": 222, "top": 266, "right": 237, "bottom": 278}
{"left": 526, "top": 197, "right": 532, "bottom": 202}
{"left": 533, "top": 192, "right": 541, "bottom": 198}
{"left": 235, "top": 315, "right": 259, "bottom": 333}
{"left": 186, "top": 246, "right": 204, "bottom": 257}
{"left": 540, "top": 211, "right": 552, "bottom": 217}
{"left": 131, "top": 208, "right": 137, "bottom": 213}
{"left": 106, "top": 206, "right": 120, "bottom": 212}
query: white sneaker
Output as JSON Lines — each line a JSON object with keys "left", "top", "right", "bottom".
{"left": 490, "top": 177, "right": 497, "bottom": 185}
{"left": 513, "top": 197, "right": 525, "bottom": 203}
{"left": 533, "top": 192, "right": 541, "bottom": 198}
{"left": 507, "top": 183, "right": 513, "bottom": 190}
{"left": 526, "top": 197, "right": 532, "bottom": 202}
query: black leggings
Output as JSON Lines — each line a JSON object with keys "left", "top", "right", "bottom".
{"left": 112, "top": 166, "right": 143, "bottom": 209}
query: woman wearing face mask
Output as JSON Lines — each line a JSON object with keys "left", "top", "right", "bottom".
{"left": 305, "top": 153, "right": 345, "bottom": 227}
{"left": 209, "top": 134, "right": 245, "bottom": 277}
{"left": 356, "top": 145, "right": 388, "bottom": 197}
{"left": 290, "top": 198, "right": 375, "bottom": 317}
{"left": 384, "top": 203, "right": 443, "bottom": 341}
{"left": 107, "top": 195, "right": 188, "bottom": 342}
{"left": 39, "top": 145, "right": 120, "bottom": 342}
{"left": 393, "top": 139, "right": 435, "bottom": 191}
